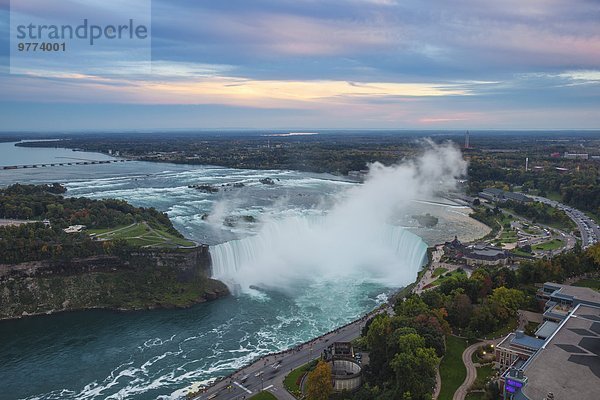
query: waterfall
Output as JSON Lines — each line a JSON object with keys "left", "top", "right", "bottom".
{"left": 210, "top": 141, "right": 466, "bottom": 295}
{"left": 210, "top": 215, "right": 427, "bottom": 294}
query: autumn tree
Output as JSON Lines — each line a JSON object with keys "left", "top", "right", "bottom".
{"left": 305, "top": 360, "right": 332, "bottom": 400}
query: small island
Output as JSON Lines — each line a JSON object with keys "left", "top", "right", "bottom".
{"left": 412, "top": 213, "right": 439, "bottom": 228}
{"left": 0, "top": 183, "right": 228, "bottom": 320}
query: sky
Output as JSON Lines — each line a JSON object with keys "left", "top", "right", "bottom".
{"left": 0, "top": 0, "right": 599, "bottom": 131}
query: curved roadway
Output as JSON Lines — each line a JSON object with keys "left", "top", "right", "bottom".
{"left": 453, "top": 339, "right": 498, "bottom": 400}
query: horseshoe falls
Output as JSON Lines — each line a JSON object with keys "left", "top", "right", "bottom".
{"left": 0, "top": 143, "right": 480, "bottom": 400}
{"left": 211, "top": 216, "right": 428, "bottom": 294}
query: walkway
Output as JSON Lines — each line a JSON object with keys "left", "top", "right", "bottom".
{"left": 433, "top": 367, "right": 442, "bottom": 399}
{"left": 191, "top": 312, "right": 377, "bottom": 400}
{"left": 453, "top": 339, "right": 498, "bottom": 400}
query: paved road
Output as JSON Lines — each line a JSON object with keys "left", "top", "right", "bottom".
{"left": 453, "top": 339, "right": 498, "bottom": 400}
{"left": 0, "top": 218, "right": 32, "bottom": 227}
{"left": 191, "top": 312, "right": 377, "bottom": 400}
{"left": 529, "top": 195, "right": 599, "bottom": 248}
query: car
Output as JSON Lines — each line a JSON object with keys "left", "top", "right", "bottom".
{"left": 240, "top": 374, "right": 249, "bottom": 383}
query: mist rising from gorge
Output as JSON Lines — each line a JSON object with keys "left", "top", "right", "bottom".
{"left": 210, "top": 141, "right": 467, "bottom": 293}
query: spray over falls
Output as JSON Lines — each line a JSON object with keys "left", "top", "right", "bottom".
{"left": 210, "top": 142, "right": 467, "bottom": 293}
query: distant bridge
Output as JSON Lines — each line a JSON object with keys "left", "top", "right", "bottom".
{"left": 1, "top": 159, "right": 133, "bottom": 170}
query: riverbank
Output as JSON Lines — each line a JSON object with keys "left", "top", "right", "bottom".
{"left": 0, "top": 247, "right": 229, "bottom": 321}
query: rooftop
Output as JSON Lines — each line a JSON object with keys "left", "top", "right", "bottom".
{"left": 498, "top": 331, "right": 545, "bottom": 354}
{"left": 466, "top": 245, "right": 507, "bottom": 259}
{"left": 543, "top": 282, "right": 600, "bottom": 306}
{"left": 534, "top": 321, "right": 559, "bottom": 339}
{"left": 522, "top": 304, "right": 600, "bottom": 400}
{"left": 510, "top": 331, "right": 546, "bottom": 350}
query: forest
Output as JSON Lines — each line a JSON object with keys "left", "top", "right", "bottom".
{"left": 0, "top": 184, "right": 182, "bottom": 264}
{"left": 344, "top": 243, "right": 600, "bottom": 400}
{"left": 467, "top": 157, "right": 600, "bottom": 220}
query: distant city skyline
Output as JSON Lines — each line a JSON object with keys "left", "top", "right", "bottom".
{"left": 1, "top": 0, "right": 599, "bottom": 131}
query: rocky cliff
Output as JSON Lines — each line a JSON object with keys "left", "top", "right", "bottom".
{"left": 0, "top": 245, "right": 229, "bottom": 320}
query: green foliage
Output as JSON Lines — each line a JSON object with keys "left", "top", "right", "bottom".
{"left": 0, "top": 255, "right": 226, "bottom": 319}
{"left": 501, "top": 200, "right": 574, "bottom": 230}
{"left": 572, "top": 278, "right": 600, "bottom": 291}
{"left": 0, "top": 223, "right": 108, "bottom": 264}
{"left": 0, "top": 183, "right": 179, "bottom": 232}
{"left": 284, "top": 360, "right": 317, "bottom": 397}
{"left": 438, "top": 336, "right": 470, "bottom": 400}
{"left": 390, "top": 335, "right": 439, "bottom": 399}
{"left": 518, "top": 244, "right": 600, "bottom": 284}
{"left": 468, "top": 156, "right": 600, "bottom": 219}
{"left": 358, "top": 294, "right": 449, "bottom": 399}
{"left": 0, "top": 184, "right": 188, "bottom": 263}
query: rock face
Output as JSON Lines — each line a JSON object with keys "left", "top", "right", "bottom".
{"left": 413, "top": 213, "right": 439, "bottom": 228}
{"left": 0, "top": 246, "right": 229, "bottom": 320}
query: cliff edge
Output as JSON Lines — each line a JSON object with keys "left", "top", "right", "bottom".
{"left": 0, "top": 245, "right": 229, "bottom": 320}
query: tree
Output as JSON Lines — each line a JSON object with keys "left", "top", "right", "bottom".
{"left": 390, "top": 333, "right": 439, "bottom": 400}
{"left": 588, "top": 243, "right": 600, "bottom": 265}
{"left": 447, "top": 292, "right": 473, "bottom": 328}
{"left": 305, "top": 360, "right": 332, "bottom": 400}
{"left": 489, "top": 287, "right": 524, "bottom": 321}
{"left": 366, "top": 314, "right": 393, "bottom": 380}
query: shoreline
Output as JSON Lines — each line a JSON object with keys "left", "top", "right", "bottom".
{"left": 0, "top": 290, "right": 228, "bottom": 323}
{"left": 184, "top": 250, "right": 435, "bottom": 399}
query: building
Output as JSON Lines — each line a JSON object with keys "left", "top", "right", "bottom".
{"left": 538, "top": 282, "right": 600, "bottom": 322}
{"left": 323, "top": 342, "right": 362, "bottom": 392}
{"left": 533, "top": 321, "right": 559, "bottom": 340}
{"left": 63, "top": 225, "right": 86, "bottom": 234}
{"left": 498, "top": 283, "right": 600, "bottom": 399}
{"left": 443, "top": 236, "right": 466, "bottom": 260}
{"left": 464, "top": 244, "right": 510, "bottom": 266}
{"left": 501, "top": 304, "right": 600, "bottom": 400}
{"left": 495, "top": 331, "right": 545, "bottom": 372}
{"left": 479, "top": 188, "right": 532, "bottom": 203}
{"left": 563, "top": 152, "right": 589, "bottom": 160}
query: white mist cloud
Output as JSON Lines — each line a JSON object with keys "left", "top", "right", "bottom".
{"left": 211, "top": 141, "right": 467, "bottom": 293}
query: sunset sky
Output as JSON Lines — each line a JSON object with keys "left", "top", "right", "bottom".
{"left": 1, "top": 0, "right": 599, "bottom": 131}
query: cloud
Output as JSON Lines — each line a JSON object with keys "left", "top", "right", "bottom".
{"left": 559, "top": 70, "right": 600, "bottom": 84}
{"left": 2, "top": 0, "right": 600, "bottom": 129}
{"left": 0, "top": 71, "right": 474, "bottom": 108}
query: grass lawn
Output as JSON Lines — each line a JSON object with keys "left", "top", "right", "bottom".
{"left": 249, "top": 392, "right": 278, "bottom": 400}
{"left": 533, "top": 239, "right": 564, "bottom": 251}
{"left": 433, "top": 267, "right": 449, "bottom": 277}
{"left": 89, "top": 222, "right": 195, "bottom": 248}
{"left": 483, "top": 317, "right": 518, "bottom": 340}
{"left": 473, "top": 364, "right": 495, "bottom": 390}
{"left": 431, "top": 269, "right": 467, "bottom": 286}
{"left": 439, "top": 336, "right": 473, "bottom": 400}
{"left": 573, "top": 278, "right": 600, "bottom": 291}
{"left": 284, "top": 360, "right": 317, "bottom": 397}
{"left": 499, "top": 229, "right": 518, "bottom": 243}
{"left": 465, "top": 392, "right": 486, "bottom": 400}
{"left": 511, "top": 248, "right": 533, "bottom": 257}
{"left": 545, "top": 191, "right": 562, "bottom": 202}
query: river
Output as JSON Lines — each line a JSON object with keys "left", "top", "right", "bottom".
{"left": 0, "top": 141, "right": 488, "bottom": 400}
